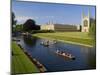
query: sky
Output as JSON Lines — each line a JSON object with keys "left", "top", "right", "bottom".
{"left": 12, "top": 0, "right": 96, "bottom": 25}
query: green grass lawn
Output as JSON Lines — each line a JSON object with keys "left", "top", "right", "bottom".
{"left": 33, "top": 32, "right": 95, "bottom": 47}
{"left": 11, "top": 41, "right": 39, "bottom": 74}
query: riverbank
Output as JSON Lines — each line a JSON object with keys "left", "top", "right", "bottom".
{"left": 33, "top": 32, "right": 95, "bottom": 47}
{"left": 11, "top": 41, "right": 39, "bottom": 74}
{"left": 17, "top": 44, "right": 47, "bottom": 72}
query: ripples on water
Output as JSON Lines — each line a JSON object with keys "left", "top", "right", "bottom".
{"left": 16, "top": 36, "right": 96, "bottom": 72}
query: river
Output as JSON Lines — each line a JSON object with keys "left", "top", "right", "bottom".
{"left": 16, "top": 35, "right": 96, "bottom": 72}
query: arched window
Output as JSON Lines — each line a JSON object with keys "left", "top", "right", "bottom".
{"left": 84, "top": 20, "right": 88, "bottom": 27}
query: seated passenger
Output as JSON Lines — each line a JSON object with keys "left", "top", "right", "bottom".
{"left": 56, "top": 50, "right": 59, "bottom": 53}
{"left": 62, "top": 53, "right": 66, "bottom": 56}
{"left": 68, "top": 54, "right": 72, "bottom": 58}
{"left": 61, "top": 51, "right": 63, "bottom": 54}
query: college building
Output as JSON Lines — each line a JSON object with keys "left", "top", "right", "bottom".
{"left": 40, "top": 10, "right": 90, "bottom": 32}
{"left": 40, "top": 23, "right": 80, "bottom": 32}
{"left": 81, "top": 10, "right": 90, "bottom": 32}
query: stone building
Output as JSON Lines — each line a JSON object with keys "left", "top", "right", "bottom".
{"left": 81, "top": 10, "right": 90, "bottom": 32}
{"left": 41, "top": 9, "right": 90, "bottom": 32}
{"left": 41, "top": 23, "right": 80, "bottom": 32}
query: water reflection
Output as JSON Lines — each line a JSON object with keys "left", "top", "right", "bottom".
{"left": 80, "top": 47, "right": 96, "bottom": 68}
{"left": 23, "top": 36, "right": 38, "bottom": 47}
{"left": 19, "top": 36, "right": 96, "bottom": 72}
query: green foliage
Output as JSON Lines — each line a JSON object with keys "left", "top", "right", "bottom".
{"left": 89, "top": 18, "right": 96, "bottom": 38}
{"left": 12, "top": 12, "right": 17, "bottom": 32}
{"left": 33, "top": 32, "right": 94, "bottom": 46}
{"left": 15, "top": 24, "right": 23, "bottom": 31}
{"left": 23, "top": 19, "right": 40, "bottom": 32}
{"left": 12, "top": 42, "right": 39, "bottom": 74}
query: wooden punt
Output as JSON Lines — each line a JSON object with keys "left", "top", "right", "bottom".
{"left": 40, "top": 43, "right": 49, "bottom": 47}
{"left": 55, "top": 51, "right": 75, "bottom": 60}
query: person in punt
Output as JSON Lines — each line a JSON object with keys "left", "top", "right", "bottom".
{"left": 41, "top": 41, "right": 43, "bottom": 44}
{"left": 68, "top": 54, "right": 72, "bottom": 58}
{"left": 47, "top": 40, "right": 49, "bottom": 44}
{"left": 56, "top": 50, "right": 59, "bottom": 53}
{"left": 59, "top": 50, "right": 63, "bottom": 54}
{"left": 62, "top": 52, "right": 66, "bottom": 56}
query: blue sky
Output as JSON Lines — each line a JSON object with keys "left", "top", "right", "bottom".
{"left": 12, "top": 0, "right": 96, "bottom": 25}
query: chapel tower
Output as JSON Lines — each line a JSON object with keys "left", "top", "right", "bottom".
{"left": 81, "top": 9, "right": 90, "bottom": 32}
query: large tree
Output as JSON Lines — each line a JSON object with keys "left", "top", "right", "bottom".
{"left": 12, "top": 12, "right": 17, "bottom": 32}
{"left": 23, "top": 19, "right": 40, "bottom": 31}
{"left": 15, "top": 24, "right": 23, "bottom": 32}
{"left": 89, "top": 18, "right": 96, "bottom": 38}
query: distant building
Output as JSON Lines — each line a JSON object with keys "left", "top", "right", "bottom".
{"left": 41, "top": 24, "right": 54, "bottom": 31}
{"left": 41, "top": 23, "right": 80, "bottom": 32}
{"left": 81, "top": 10, "right": 90, "bottom": 32}
{"left": 41, "top": 9, "right": 90, "bottom": 32}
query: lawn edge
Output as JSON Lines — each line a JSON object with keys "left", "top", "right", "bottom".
{"left": 33, "top": 35, "right": 94, "bottom": 48}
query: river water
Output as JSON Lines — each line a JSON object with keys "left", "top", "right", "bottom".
{"left": 16, "top": 36, "right": 96, "bottom": 72}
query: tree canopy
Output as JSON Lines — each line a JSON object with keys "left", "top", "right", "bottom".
{"left": 12, "top": 12, "right": 17, "bottom": 32}
{"left": 89, "top": 18, "right": 96, "bottom": 38}
{"left": 15, "top": 24, "right": 23, "bottom": 32}
{"left": 23, "top": 19, "right": 40, "bottom": 31}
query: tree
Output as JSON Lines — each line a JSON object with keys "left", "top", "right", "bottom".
{"left": 23, "top": 19, "right": 40, "bottom": 32}
{"left": 89, "top": 18, "right": 96, "bottom": 38}
{"left": 12, "top": 12, "right": 17, "bottom": 32}
{"left": 15, "top": 24, "right": 23, "bottom": 32}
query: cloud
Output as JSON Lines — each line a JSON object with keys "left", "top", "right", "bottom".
{"left": 15, "top": 16, "right": 55, "bottom": 22}
{"left": 15, "top": 16, "right": 39, "bottom": 24}
{"left": 16, "top": 16, "right": 38, "bottom": 21}
{"left": 45, "top": 16, "right": 54, "bottom": 18}
{"left": 15, "top": 15, "right": 56, "bottom": 24}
